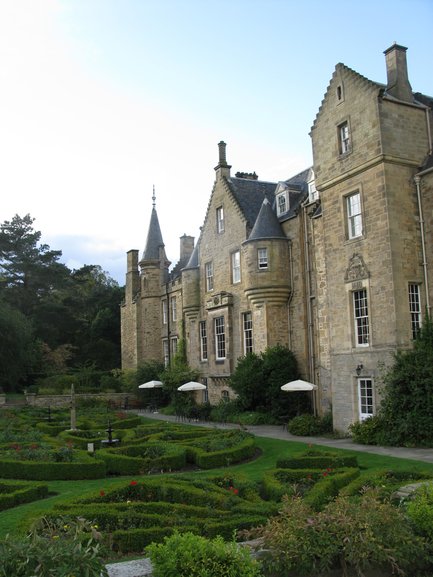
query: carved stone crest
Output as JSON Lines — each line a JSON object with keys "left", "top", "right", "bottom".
{"left": 345, "top": 253, "right": 370, "bottom": 283}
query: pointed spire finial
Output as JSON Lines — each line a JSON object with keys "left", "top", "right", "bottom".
{"left": 152, "top": 185, "right": 156, "bottom": 209}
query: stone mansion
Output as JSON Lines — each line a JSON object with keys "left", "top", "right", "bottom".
{"left": 121, "top": 44, "right": 433, "bottom": 432}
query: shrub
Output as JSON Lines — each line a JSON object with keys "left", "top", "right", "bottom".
{"left": 254, "top": 489, "right": 428, "bottom": 577}
{"left": 406, "top": 482, "right": 433, "bottom": 541}
{"left": 0, "top": 516, "right": 108, "bottom": 577}
{"left": 287, "top": 414, "right": 322, "bottom": 436}
{"left": 147, "top": 531, "right": 262, "bottom": 577}
{"left": 349, "top": 415, "right": 386, "bottom": 445}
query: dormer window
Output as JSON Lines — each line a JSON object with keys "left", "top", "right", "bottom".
{"left": 277, "top": 192, "right": 287, "bottom": 215}
{"left": 275, "top": 182, "right": 289, "bottom": 216}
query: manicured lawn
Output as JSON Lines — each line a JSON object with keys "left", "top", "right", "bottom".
{"left": 1, "top": 432, "right": 433, "bottom": 540}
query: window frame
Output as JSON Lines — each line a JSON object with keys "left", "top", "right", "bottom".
{"left": 171, "top": 296, "right": 177, "bottom": 322}
{"left": 216, "top": 206, "right": 225, "bottom": 233}
{"left": 162, "top": 339, "right": 169, "bottom": 367}
{"left": 162, "top": 300, "right": 167, "bottom": 325}
{"left": 214, "top": 316, "right": 226, "bottom": 360}
{"left": 171, "top": 336, "right": 178, "bottom": 356}
{"left": 243, "top": 311, "right": 253, "bottom": 354}
{"left": 338, "top": 120, "right": 351, "bottom": 155}
{"left": 408, "top": 283, "right": 422, "bottom": 339}
{"left": 353, "top": 288, "right": 370, "bottom": 347}
{"left": 346, "top": 191, "right": 363, "bottom": 240}
{"left": 258, "top": 247, "right": 268, "bottom": 270}
{"left": 358, "top": 377, "right": 374, "bottom": 421}
{"left": 199, "top": 320, "right": 208, "bottom": 361}
{"left": 205, "top": 261, "right": 214, "bottom": 292}
{"left": 276, "top": 192, "right": 288, "bottom": 216}
{"left": 231, "top": 250, "right": 241, "bottom": 284}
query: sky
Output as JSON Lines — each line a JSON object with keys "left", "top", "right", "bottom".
{"left": 1, "top": 0, "right": 432, "bottom": 284}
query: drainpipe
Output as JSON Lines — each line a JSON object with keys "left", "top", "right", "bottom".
{"left": 302, "top": 200, "right": 317, "bottom": 415}
{"left": 414, "top": 168, "right": 433, "bottom": 316}
{"left": 287, "top": 239, "right": 294, "bottom": 350}
{"left": 166, "top": 283, "right": 171, "bottom": 366}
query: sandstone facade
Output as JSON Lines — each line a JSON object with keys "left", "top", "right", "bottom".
{"left": 121, "top": 44, "right": 433, "bottom": 432}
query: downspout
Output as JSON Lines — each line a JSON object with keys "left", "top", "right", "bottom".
{"left": 413, "top": 104, "right": 433, "bottom": 317}
{"left": 425, "top": 106, "right": 432, "bottom": 156}
{"left": 166, "top": 283, "right": 171, "bottom": 366}
{"left": 414, "top": 169, "right": 433, "bottom": 317}
{"left": 287, "top": 239, "right": 293, "bottom": 350}
{"left": 302, "top": 201, "right": 317, "bottom": 415}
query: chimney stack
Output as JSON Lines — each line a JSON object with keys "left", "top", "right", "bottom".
{"left": 214, "top": 141, "right": 231, "bottom": 179}
{"left": 179, "top": 234, "right": 194, "bottom": 262}
{"left": 384, "top": 43, "right": 413, "bottom": 103}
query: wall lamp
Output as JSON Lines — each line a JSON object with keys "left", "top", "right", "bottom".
{"left": 356, "top": 364, "right": 363, "bottom": 376}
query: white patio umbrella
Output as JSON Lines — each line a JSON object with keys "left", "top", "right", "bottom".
{"left": 280, "top": 380, "right": 318, "bottom": 392}
{"left": 177, "top": 381, "right": 207, "bottom": 392}
{"left": 138, "top": 380, "right": 163, "bottom": 389}
{"left": 281, "top": 380, "right": 318, "bottom": 415}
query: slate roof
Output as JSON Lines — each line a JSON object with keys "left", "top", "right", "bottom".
{"left": 183, "top": 241, "right": 200, "bottom": 269}
{"left": 247, "top": 198, "right": 285, "bottom": 241}
{"left": 142, "top": 207, "right": 166, "bottom": 260}
{"left": 227, "top": 177, "right": 277, "bottom": 229}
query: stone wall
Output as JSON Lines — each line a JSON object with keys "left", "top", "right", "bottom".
{"left": 25, "top": 393, "right": 137, "bottom": 408}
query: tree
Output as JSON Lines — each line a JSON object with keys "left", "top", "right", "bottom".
{"left": 0, "top": 296, "right": 38, "bottom": 391}
{"left": 66, "top": 265, "right": 123, "bottom": 369}
{"left": 0, "top": 215, "right": 123, "bottom": 378}
{"left": 261, "top": 344, "right": 303, "bottom": 417}
{"left": 0, "top": 214, "right": 70, "bottom": 315}
{"left": 160, "top": 337, "right": 199, "bottom": 407}
{"left": 229, "top": 345, "right": 302, "bottom": 418}
{"left": 377, "top": 315, "right": 433, "bottom": 445}
{"left": 229, "top": 352, "right": 265, "bottom": 411}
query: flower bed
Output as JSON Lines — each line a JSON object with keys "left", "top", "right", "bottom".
{"left": 47, "top": 475, "right": 277, "bottom": 553}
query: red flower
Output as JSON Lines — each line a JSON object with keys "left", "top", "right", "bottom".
{"left": 100, "top": 490, "right": 105, "bottom": 496}
{"left": 323, "top": 472, "right": 328, "bottom": 477}
{"left": 233, "top": 488, "right": 239, "bottom": 495}
{"left": 130, "top": 480, "right": 138, "bottom": 486}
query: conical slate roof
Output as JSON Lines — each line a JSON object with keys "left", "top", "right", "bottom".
{"left": 142, "top": 207, "right": 166, "bottom": 260}
{"left": 183, "top": 241, "right": 200, "bottom": 270}
{"left": 246, "top": 198, "right": 285, "bottom": 241}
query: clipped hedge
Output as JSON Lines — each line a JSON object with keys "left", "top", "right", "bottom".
{"left": 190, "top": 436, "right": 256, "bottom": 469}
{"left": 0, "top": 480, "right": 48, "bottom": 511}
{"left": 51, "top": 483, "right": 271, "bottom": 554}
{"left": 112, "top": 526, "right": 186, "bottom": 552}
{"left": 58, "top": 431, "right": 106, "bottom": 450}
{"left": 98, "top": 442, "right": 187, "bottom": 475}
{"left": 304, "top": 467, "right": 360, "bottom": 510}
{"left": 0, "top": 453, "right": 106, "bottom": 480}
{"left": 111, "top": 417, "right": 143, "bottom": 429}
{"left": 35, "top": 422, "right": 68, "bottom": 435}
{"left": 276, "top": 453, "right": 358, "bottom": 470}
{"left": 261, "top": 467, "right": 360, "bottom": 506}
{"left": 340, "top": 468, "right": 433, "bottom": 498}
